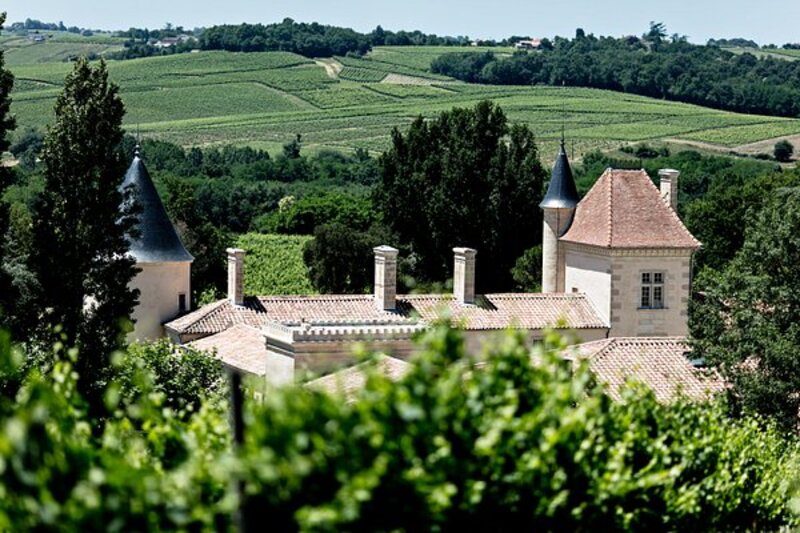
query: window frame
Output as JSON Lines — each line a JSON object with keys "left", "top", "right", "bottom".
{"left": 639, "top": 271, "right": 665, "bottom": 309}
{"left": 178, "top": 293, "right": 187, "bottom": 313}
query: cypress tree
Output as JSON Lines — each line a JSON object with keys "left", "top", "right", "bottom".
{"left": 29, "top": 58, "right": 138, "bottom": 408}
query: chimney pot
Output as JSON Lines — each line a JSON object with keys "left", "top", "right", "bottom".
{"left": 374, "top": 245, "right": 398, "bottom": 311}
{"left": 227, "top": 248, "right": 246, "bottom": 306}
{"left": 453, "top": 247, "right": 477, "bottom": 304}
{"left": 658, "top": 169, "right": 680, "bottom": 212}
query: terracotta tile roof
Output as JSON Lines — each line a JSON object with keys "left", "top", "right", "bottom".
{"left": 305, "top": 355, "right": 412, "bottom": 402}
{"left": 165, "top": 293, "right": 608, "bottom": 338}
{"left": 405, "top": 293, "right": 607, "bottom": 331}
{"left": 561, "top": 169, "right": 701, "bottom": 249}
{"left": 187, "top": 324, "right": 269, "bottom": 377}
{"left": 569, "top": 337, "right": 723, "bottom": 402}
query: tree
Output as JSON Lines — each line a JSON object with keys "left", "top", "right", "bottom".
{"left": 8, "top": 127, "right": 43, "bottom": 171}
{"left": 375, "top": 101, "right": 546, "bottom": 292}
{"left": 28, "top": 58, "right": 138, "bottom": 411}
{"left": 646, "top": 21, "right": 668, "bottom": 42}
{"left": 774, "top": 140, "right": 794, "bottom": 162}
{"left": 0, "top": 13, "right": 16, "bottom": 331}
{"left": 692, "top": 187, "right": 800, "bottom": 429}
{"left": 163, "top": 176, "right": 232, "bottom": 302}
{"left": 683, "top": 169, "right": 800, "bottom": 271}
{"left": 119, "top": 339, "right": 224, "bottom": 417}
{"left": 282, "top": 133, "right": 302, "bottom": 159}
{"left": 303, "top": 222, "right": 374, "bottom": 293}
{"left": 511, "top": 245, "right": 542, "bottom": 292}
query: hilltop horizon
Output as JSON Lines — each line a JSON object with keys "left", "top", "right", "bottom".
{"left": 4, "top": 0, "right": 799, "bottom": 46}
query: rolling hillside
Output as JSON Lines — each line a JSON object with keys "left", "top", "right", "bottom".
{"left": 8, "top": 46, "right": 800, "bottom": 157}
{"left": 0, "top": 31, "right": 125, "bottom": 65}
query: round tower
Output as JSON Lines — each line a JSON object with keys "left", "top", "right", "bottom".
{"left": 123, "top": 146, "right": 193, "bottom": 341}
{"left": 540, "top": 139, "right": 579, "bottom": 293}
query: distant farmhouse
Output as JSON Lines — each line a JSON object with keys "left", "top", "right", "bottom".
{"left": 123, "top": 140, "right": 720, "bottom": 401}
{"left": 152, "top": 35, "right": 193, "bottom": 48}
{"left": 514, "top": 38, "right": 543, "bottom": 50}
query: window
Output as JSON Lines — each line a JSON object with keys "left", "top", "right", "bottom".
{"left": 640, "top": 272, "right": 664, "bottom": 309}
{"left": 178, "top": 293, "right": 187, "bottom": 313}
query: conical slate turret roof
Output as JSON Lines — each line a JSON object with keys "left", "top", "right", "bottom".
{"left": 121, "top": 148, "right": 193, "bottom": 263}
{"left": 540, "top": 139, "right": 580, "bottom": 209}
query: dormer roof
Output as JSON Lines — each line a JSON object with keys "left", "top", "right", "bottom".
{"left": 539, "top": 139, "right": 579, "bottom": 209}
{"left": 560, "top": 168, "right": 700, "bottom": 249}
{"left": 121, "top": 150, "right": 193, "bottom": 263}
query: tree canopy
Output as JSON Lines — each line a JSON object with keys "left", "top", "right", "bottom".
{"left": 432, "top": 33, "right": 800, "bottom": 118}
{"left": 692, "top": 186, "right": 800, "bottom": 429}
{"left": 375, "top": 101, "right": 546, "bottom": 292}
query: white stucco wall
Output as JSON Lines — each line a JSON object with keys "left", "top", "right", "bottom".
{"left": 130, "top": 261, "right": 191, "bottom": 341}
{"left": 609, "top": 251, "right": 692, "bottom": 337}
{"left": 564, "top": 245, "right": 613, "bottom": 326}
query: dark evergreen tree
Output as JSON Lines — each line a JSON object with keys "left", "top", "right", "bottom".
{"left": 0, "top": 13, "right": 15, "bottom": 330}
{"left": 29, "top": 59, "right": 138, "bottom": 410}
{"left": 375, "top": 101, "right": 545, "bottom": 292}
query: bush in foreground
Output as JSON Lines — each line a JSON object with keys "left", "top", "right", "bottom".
{"left": 0, "top": 326, "right": 798, "bottom": 530}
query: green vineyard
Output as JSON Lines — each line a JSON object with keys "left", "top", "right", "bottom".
{"left": 235, "top": 233, "right": 315, "bottom": 295}
{"left": 7, "top": 44, "right": 800, "bottom": 156}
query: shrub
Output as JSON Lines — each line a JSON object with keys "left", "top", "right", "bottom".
{"left": 774, "top": 140, "right": 795, "bottom": 162}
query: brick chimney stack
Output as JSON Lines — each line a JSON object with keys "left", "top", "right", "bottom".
{"left": 227, "top": 248, "right": 245, "bottom": 306}
{"left": 659, "top": 169, "right": 680, "bottom": 212}
{"left": 453, "top": 247, "right": 477, "bottom": 305}
{"left": 374, "top": 245, "right": 398, "bottom": 311}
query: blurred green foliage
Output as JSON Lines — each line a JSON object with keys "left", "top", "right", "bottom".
{"left": 0, "top": 325, "right": 797, "bottom": 529}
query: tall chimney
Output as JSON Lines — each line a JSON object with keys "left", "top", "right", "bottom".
{"left": 227, "top": 248, "right": 245, "bottom": 306}
{"left": 453, "top": 247, "right": 477, "bottom": 305}
{"left": 659, "top": 169, "right": 680, "bottom": 212}
{"left": 374, "top": 245, "right": 398, "bottom": 311}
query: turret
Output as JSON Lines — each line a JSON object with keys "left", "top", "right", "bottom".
{"left": 123, "top": 145, "right": 193, "bottom": 340}
{"left": 540, "top": 139, "right": 579, "bottom": 292}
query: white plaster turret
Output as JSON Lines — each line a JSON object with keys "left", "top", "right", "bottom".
{"left": 123, "top": 145, "right": 193, "bottom": 341}
{"left": 540, "top": 139, "right": 579, "bottom": 293}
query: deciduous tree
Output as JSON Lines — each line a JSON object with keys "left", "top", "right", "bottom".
{"left": 375, "top": 101, "right": 545, "bottom": 292}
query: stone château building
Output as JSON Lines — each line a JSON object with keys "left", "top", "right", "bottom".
{"left": 125, "top": 141, "right": 718, "bottom": 400}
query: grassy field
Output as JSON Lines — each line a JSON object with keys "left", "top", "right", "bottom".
{"left": 7, "top": 45, "right": 800, "bottom": 158}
